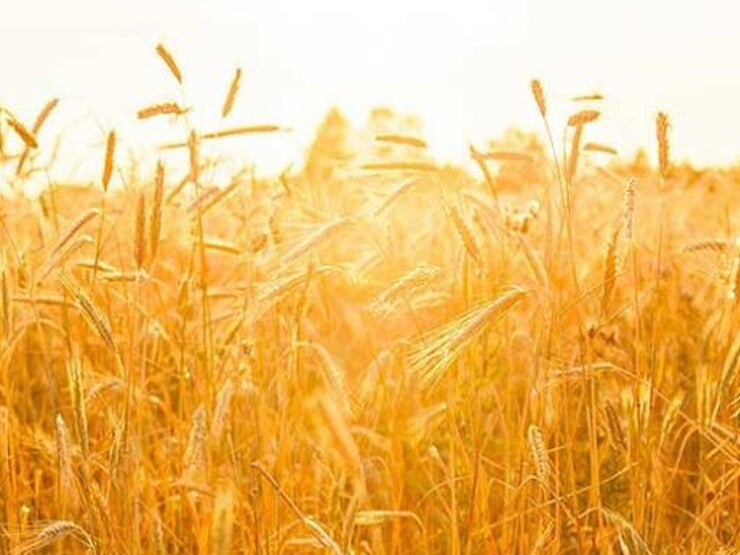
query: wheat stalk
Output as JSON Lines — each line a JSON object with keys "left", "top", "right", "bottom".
{"left": 600, "top": 219, "right": 623, "bottom": 316}
{"left": 6, "top": 116, "right": 38, "bottom": 149}
{"left": 66, "top": 356, "right": 90, "bottom": 460}
{"left": 447, "top": 204, "right": 483, "bottom": 268}
{"left": 221, "top": 67, "right": 242, "bottom": 118}
{"left": 656, "top": 112, "right": 670, "bottom": 180}
{"left": 14, "top": 520, "right": 95, "bottom": 554}
{"left": 155, "top": 43, "right": 183, "bottom": 84}
{"left": 728, "top": 252, "right": 740, "bottom": 302}
{"left": 527, "top": 424, "right": 549, "bottom": 483}
{"left": 101, "top": 131, "right": 115, "bottom": 192}
{"left": 40, "top": 235, "right": 93, "bottom": 280}
{"left": 279, "top": 218, "right": 355, "bottom": 267}
{"left": 187, "top": 130, "right": 200, "bottom": 183}
{"left": 16, "top": 98, "right": 59, "bottom": 175}
{"left": 211, "top": 487, "right": 235, "bottom": 555}
{"left": 315, "top": 394, "right": 367, "bottom": 499}
{"left": 202, "top": 124, "right": 281, "bottom": 140}
{"left": 201, "top": 238, "right": 242, "bottom": 256}
{"left": 1, "top": 268, "right": 9, "bottom": 334}
{"left": 682, "top": 239, "right": 730, "bottom": 253}
{"left": 583, "top": 142, "right": 617, "bottom": 155}
{"left": 137, "top": 102, "right": 188, "bottom": 119}
{"left": 152, "top": 513, "right": 165, "bottom": 555}
{"left": 210, "top": 379, "right": 234, "bottom": 446}
{"left": 54, "top": 414, "right": 78, "bottom": 510}
{"left": 183, "top": 405, "right": 208, "bottom": 484}
{"left": 407, "top": 288, "right": 528, "bottom": 388}
{"left": 567, "top": 124, "right": 584, "bottom": 180}
{"left": 623, "top": 177, "right": 635, "bottom": 245}
{"left": 604, "top": 401, "right": 627, "bottom": 451}
{"left": 469, "top": 145, "right": 499, "bottom": 202}
{"left": 371, "top": 263, "right": 440, "bottom": 316}
{"left": 134, "top": 192, "right": 147, "bottom": 270}
{"left": 0, "top": 407, "right": 8, "bottom": 495}
{"left": 160, "top": 125, "right": 282, "bottom": 149}
{"left": 571, "top": 92, "right": 604, "bottom": 101}
{"left": 567, "top": 109, "right": 600, "bottom": 127}
{"left": 57, "top": 270, "right": 116, "bottom": 352}
{"left": 45, "top": 209, "right": 99, "bottom": 268}
{"left": 372, "top": 176, "right": 424, "bottom": 216}
{"left": 530, "top": 79, "right": 546, "bottom": 117}
{"left": 251, "top": 463, "right": 343, "bottom": 554}
{"left": 150, "top": 161, "right": 164, "bottom": 262}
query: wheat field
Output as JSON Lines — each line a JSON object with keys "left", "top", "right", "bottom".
{"left": 1, "top": 44, "right": 740, "bottom": 555}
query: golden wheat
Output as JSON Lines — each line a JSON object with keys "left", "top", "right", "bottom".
{"left": 134, "top": 192, "right": 147, "bottom": 270}
{"left": 656, "top": 112, "right": 670, "bottom": 180}
{"left": 221, "top": 67, "right": 242, "bottom": 118}
{"left": 531, "top": 79, "right": 546, "bottom": 116}
{"left": 15, "top": 98, "right": 58, "bottom": 175}
{"left": 101, "top": 131, "right": 116, "bottom": 192}
{"left": 567, "top": 109, "right": 600, "bottom": 127}
{"left": 155, "top": 43, "right": 183, "bottom": 84}
{"left": 149, "top": 161, "right": 164, "bottom": 262}
{"left": 6, "top": 116, "right": 38, "bottom": 149}
{"left": 137, "top": 102, "right": 189, "bottom": 119}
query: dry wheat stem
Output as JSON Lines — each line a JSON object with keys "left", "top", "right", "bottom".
{"left": 583, "top": 142, "right": 617, "bottom": 155}
{"left": 531, "top": 79, "right": 546, "bottom": 117}
{"left": 150, "top": 161, "right": 165, "bottom": 262}
{"left": 6, "top": 116, "right": 38, "bottom": 149}
{"left": 447, "top": 204, "right": 483, "bottom": 268}
{"left": 102, "top": 131, "right": 116, "bottom": 192}
{"left": 14, "top": 520, "right": 96, "bottom": 555}
{"left": 137, "top": 102, "right": 189, "bottom": 119}
{"left": 567, "top": 109, "right": 600, "bottom": 127}
{"left": 15, "top": 98, "right": 59, "bottom": 175}
{"left": 155, "top": 43, "right": 183, "bottom": 84}
{"left": 408, "top": 288, "right": 528, "bottom": 388}
{"left": 57, "top": 270, "right": 117, "bottom": 352}
{"left": 657, "top": 112, "right": 670, "bottom": 180}
{"left": 134, "top": 192, "right": 147, "bottom": 269}
{"left": 600, "top": 219, "right": 623, "bottom": 317}
{"left": 527, "top": 424, "right": 550, "bottom": 483}
{"left": 183, "top": 404, "right": 208, "bottom": 484}
{"left": 571, "top": 93, "right": 604, "bottom": 101}
{"left": 211, "top": 488, "right": 235, "bottom": 555}
{"left": 54, "top": 414, "right": 78, "bottom": 508}
{"left": 221, "top": 67, "right": 242, "bottom": 118}
{"left": 46, "top": 209, "right": 99, "bottom": 267}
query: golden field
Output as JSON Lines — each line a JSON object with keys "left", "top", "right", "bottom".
{"left": 1, "top": 47, "right": 740, "bottom": 554}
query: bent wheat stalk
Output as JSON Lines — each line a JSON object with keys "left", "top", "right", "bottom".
{"left": 407, "top": 287, "right": 528, "bottom": 389}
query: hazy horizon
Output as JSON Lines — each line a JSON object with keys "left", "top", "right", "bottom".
{"left": 2, "top": 0, "right": 740, "bottom": 185}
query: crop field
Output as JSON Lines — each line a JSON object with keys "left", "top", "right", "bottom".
{"left": 1, "top": 44, "right": 740, "bottom": 554}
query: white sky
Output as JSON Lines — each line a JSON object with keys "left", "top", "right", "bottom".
{"left": 1, "top": 0, "right": 739, "bottom": 185}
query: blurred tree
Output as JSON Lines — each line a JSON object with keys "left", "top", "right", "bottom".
{"left": 629, "top": 147, "right": 651, "bottom": 176}
{"left": 365, "top": 106, "right": 428, "bottom": 161}
{"left": 304, "top": 107, "right": 354, "bottom": 185}
{"left": 486, "top": 127, "right": 547, "bottom": 191}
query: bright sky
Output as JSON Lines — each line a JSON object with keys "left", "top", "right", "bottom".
{"left": 2, "top": 0, "right": 739, "bottom": 186}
